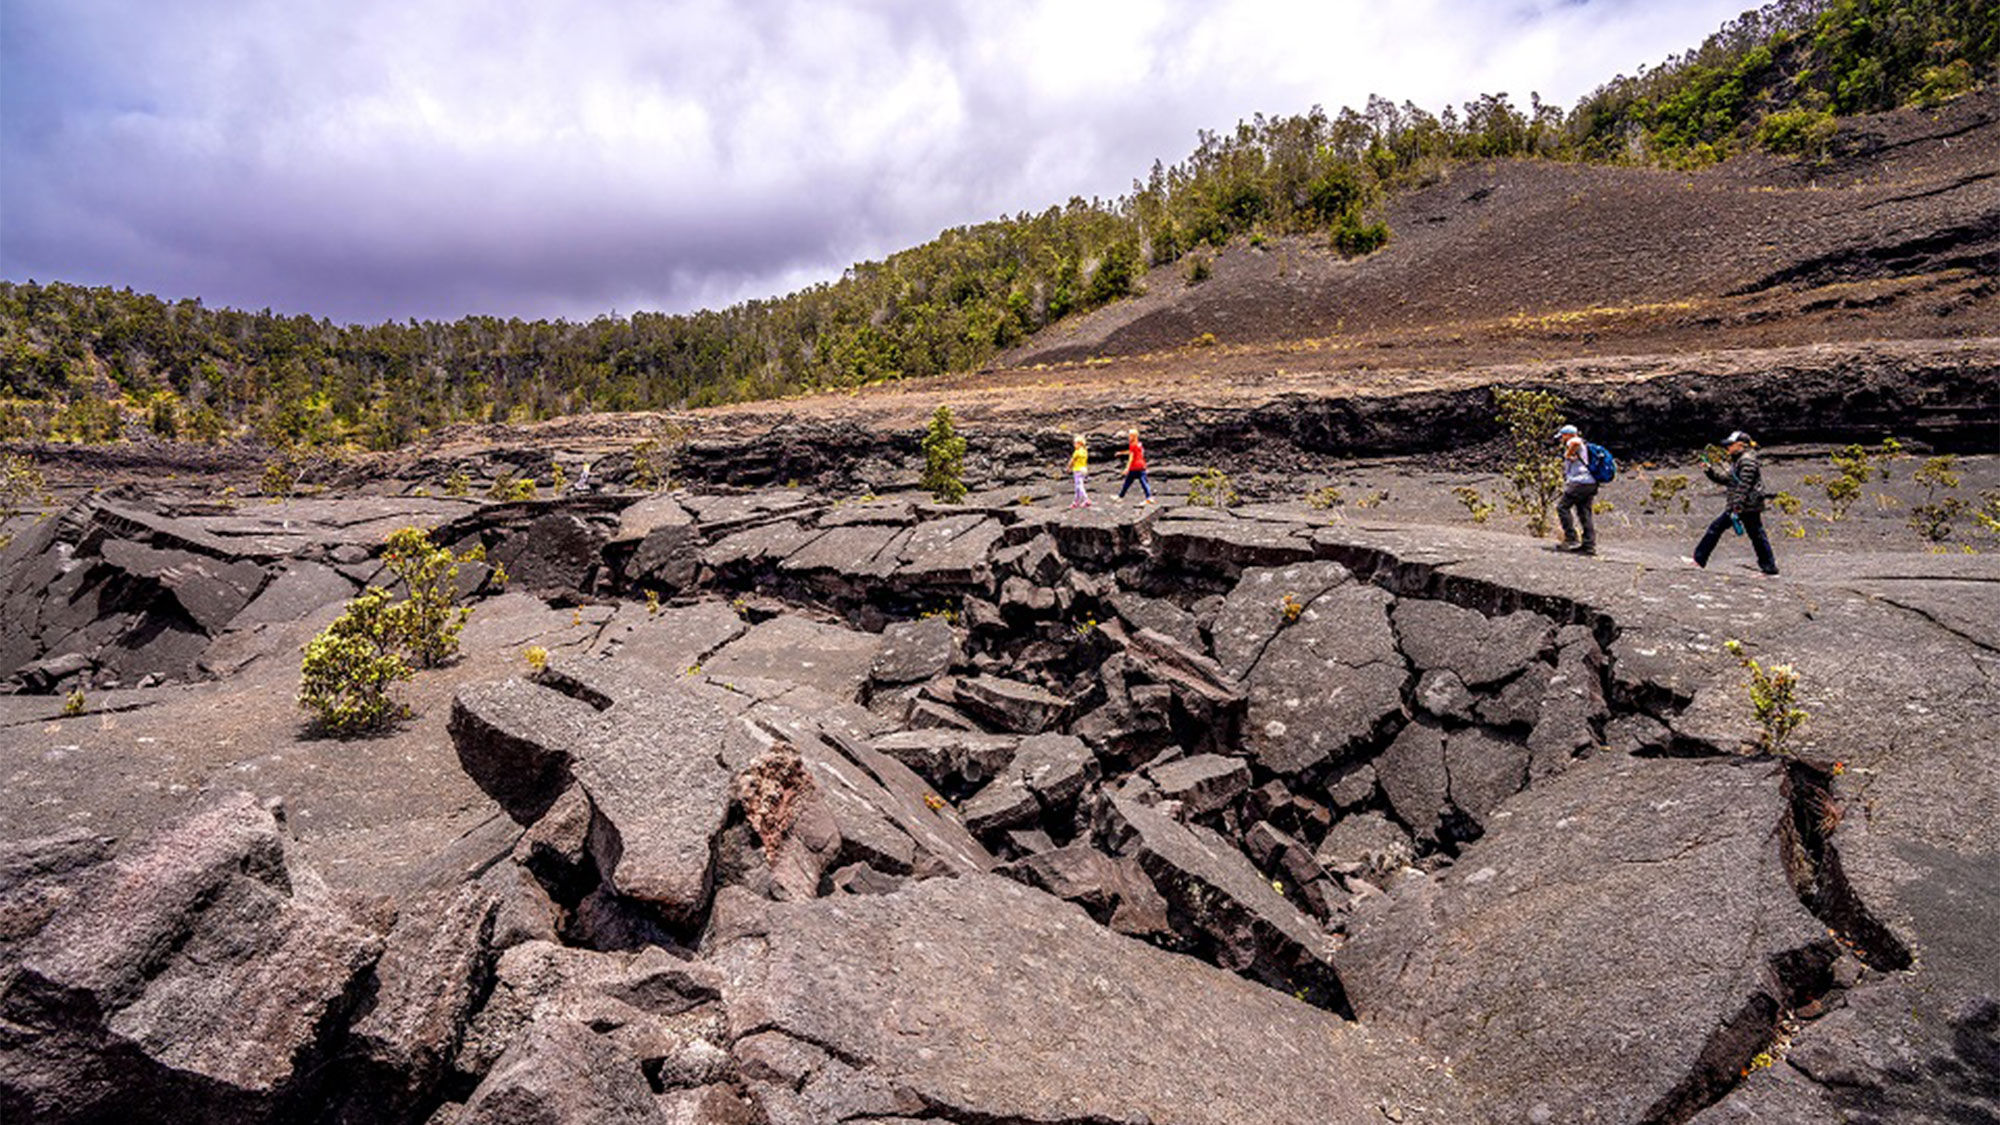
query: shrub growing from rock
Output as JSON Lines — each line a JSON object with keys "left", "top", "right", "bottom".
{"left": 1725, "top": 639, "right": 1808, "bottom": 756}
{"left": 299, "top": 591, "right": 413, "bottom": 735}
{"left": 1188, "top": 467, "right": 1239, "bottom": 507}
{"left": 921, "top": 405, "right": 967, "bottom": 503}
{"left": 298, "top": 527, "right": 481, "bottom": 735}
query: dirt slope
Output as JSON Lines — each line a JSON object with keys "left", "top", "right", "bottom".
{"left": 1001, "top": 90, "right": 1997, "bottom": 377}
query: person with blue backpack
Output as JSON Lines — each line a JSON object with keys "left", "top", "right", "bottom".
{"left": 1554, "top": 424, "right": 1615, "bottom": 556}
{"left": 1691, "top": 430, "right": 1778, "bottom": 576}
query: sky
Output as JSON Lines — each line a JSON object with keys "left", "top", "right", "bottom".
{"left": 1, "top": 0, "right": 1755, "bottom": 326}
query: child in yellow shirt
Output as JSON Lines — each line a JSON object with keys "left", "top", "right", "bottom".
{"left": 1069, "top": 435, "right": 1092, "bottom": 508}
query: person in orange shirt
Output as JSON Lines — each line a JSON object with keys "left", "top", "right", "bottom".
{"left": 1116, "top": 428, "right": 1153, "bottom": 504}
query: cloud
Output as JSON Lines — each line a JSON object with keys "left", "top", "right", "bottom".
{"left": 0, "top": 0, "right": 1753, "bottom": 324}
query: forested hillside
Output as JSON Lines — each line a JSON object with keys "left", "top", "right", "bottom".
{"left": 2, "top": 0, "right": 1993, "bottom": 450}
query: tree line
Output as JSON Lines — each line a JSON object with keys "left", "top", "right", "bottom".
{"left": 1, "top": 0, "right": 1992, "bottom": 450}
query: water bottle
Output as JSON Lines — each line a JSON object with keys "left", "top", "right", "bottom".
{"left": 1730, "top": 514, "right": 1745, "bottom": 537}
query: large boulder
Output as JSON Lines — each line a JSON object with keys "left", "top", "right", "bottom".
{"left": 734, "top": 698, "right": 995, "bottom": 881}
{"left": 339, "top": 881, "right": 502, "bottom": 1120}
{"left": 867, "top": 615, "right": 957, "bottom": 688}
{"left": 706, "top": 875, "right": 1473, "bottom": 1124}
{"left": 868, "top": 728, "right": 1018, "bottom": 792}
{"left": 702, "top": 615, "right": 881, "bottom": 702}
{"left": 1147, "top": 753, "right": 1253, "bottom": 817}
{"left": 627, "top": 523, "right": 702, "bottom": 592}
{"left": 490, "top": 511, "right": 610, "bottom": 593}
{"left": 450, "top": 678, "right": 601, "bottom": 825}
{"left": 451, "top": 663, "right": 742, "bottom": 927}
{"left": 1336, "top": 755, "right": 1836, "bottom": 1125}
{"left": 959, "top": 733, "right": 1098, "bottom": 836}
{"left": 1105, "top": 790, "right": 1342, "bottom": 1006}
{"left": 0, "top": 793, "right": 383, "bottom": 1124}
{"left": 1390, "top": 600, "right": 1554, "bottom": 690}
{"left": 952, "top": 673, "right": 1070, "bottom": 734}
{"left": 1242, "top": 583, "right": 1408, "bottom": 776}
{"left": 1210, "top": 561, "right": 1354, "bottom": 680}
{"left": 454, "top": 940, "right": 728, "bottom": 1116}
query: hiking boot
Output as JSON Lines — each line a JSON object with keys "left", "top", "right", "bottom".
{"left": 1575, "top": 544, "right": 1596, "bottom": 556}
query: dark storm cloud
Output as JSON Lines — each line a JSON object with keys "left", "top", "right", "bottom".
{"left": 1, "top": 0, "right": 1751, "bottom": 325}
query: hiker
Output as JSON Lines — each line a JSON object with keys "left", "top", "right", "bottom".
{"left": 1117, "top": 427, "right": 1154, "bottom": 504}
{"left": 1554, "top": 424, "right": 1597, "bottom": 555}
{"left": 1069, "top": 434, "right": 1092, "bottom": 508}
{"left": 1692, "top": 430, "right": 1778, "bottom": 576}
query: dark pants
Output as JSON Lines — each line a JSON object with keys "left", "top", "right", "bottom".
{"left": 1557, "top": 481, "right": 1598, "bottom": 548}
{"left": 1694, "top": 510, "right": 1778, "bottom": 575}
{"left": 1118, "top": 470, "right": 1152, "bottom": 499}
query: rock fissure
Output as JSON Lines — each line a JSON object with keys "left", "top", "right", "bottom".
{"left": 4, "top": 413, "right": 1990, "bottom": 1125}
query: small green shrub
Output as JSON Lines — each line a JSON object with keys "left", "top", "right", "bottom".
{"left": 445, "top": 469, "right": 471, "bottom": 497}
{"left": 1755, "top": 107, "right": 1837, "bottom": 156}
{"left": 1908, "top": 455, "right": 1966, "bottom": 542}
{"left": 298, "top": 527, "right": 481, "bottom": 735}
{"left": 381, "top": 527, "right": 479, "bottom": 667}
{"left": 1306, "top": 485, "right": 1344, "bottom": 510}
{"left": 630, "top": 420, "right": 691, "bottom": 491}
{"left": 1331, "top": 216, "right": 1390, "bottom": 257}
{"left": 549, "top": 462, "right": 568, "bottom": 493}
{"left": 1187, "top": 467, "right": 1239, "bottom": 508}
{"left": 186, "top": 405, "right": 227, "bottom": 444}
{"left": 261, "top": 458, "right": 298, "bottom": 500}
{"left": 1647, "top": 474, "right": 1691, "bottom": 514}
{"left": 62, "top": 688, "right": 86, "bottom": 717}
{"left": 486, "top": 473, "right": 537, "bottom": 502}
{"left": 1452, "top": 485, "right": 1494, "bottom": 523}
{"left": 1184, "top": 255, "right": 1213, "bottom": 285}
{"left": 148, "top": 393, "right": 179, "bottom": 440}
{"left": 1724, "top": 639, "right": 1808, "bottom": 757}
{"left": 1911, "top": 60, "right": 1975, "bottom": 108}
{"left": 1818, "top": 439, "right": 1902, "bottom": 520}
{"left": 2, "top": 454, "right": 52, "bottom": 543}
{"left": 920, "top": 405, "right": 967, "bottom": 504}
{"left": 1975, "top": 490, "right": 2000, "bottom": 537}
{"left": 300, "top": 595, "right": 412, "bottom": 735}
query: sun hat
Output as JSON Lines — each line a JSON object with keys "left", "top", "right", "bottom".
{"left": 1555, "top": 424, "right": 1579, "bottom": 439}
{"left": 1724, "top": 430, "right": 1751, "bottom": 445}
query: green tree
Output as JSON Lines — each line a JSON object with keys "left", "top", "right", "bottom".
{"left": 921, "top": 404, "right": 968, "bottom": 503}
{"left": 1494, "top": 388, "right": 1566, "bottom": 538}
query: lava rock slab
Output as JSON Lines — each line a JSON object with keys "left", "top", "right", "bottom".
{"left": 706, "top": 874, "right": 1471, "bottom": 1125}
{"left": 1336, "top": 754, "right": 1835, "bottom": 1125}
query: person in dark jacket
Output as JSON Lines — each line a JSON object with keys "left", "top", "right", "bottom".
{"left": 1691, "top": 430, "right": 1778, "bottom": 576}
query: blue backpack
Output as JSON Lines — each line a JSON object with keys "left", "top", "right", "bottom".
{"left": 1586, "top": 442, "right": 1617, "bottom": 484}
